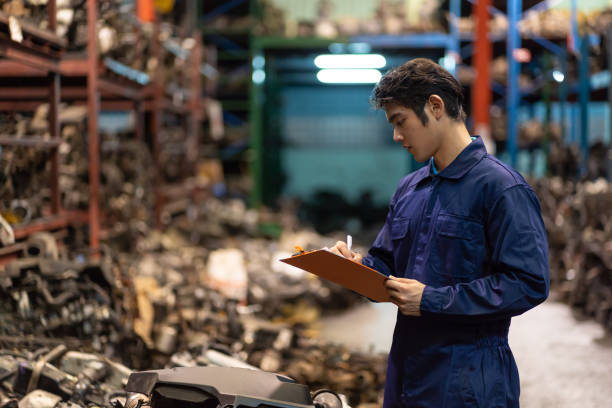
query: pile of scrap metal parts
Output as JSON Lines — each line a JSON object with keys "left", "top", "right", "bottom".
{"left": 535, "top": 177, "right": 612, "bottom": 331}
{"left": 0, "top": 221, "right": 384, "bottom": 406}
{"left": 98, "top": 136, "right": 155, "bottom": 250}
{"left": 0, "top": 345, "right": 132, "bottom": 408}
{"left": 0, "top": 250, "right": 146, "bottom": 362}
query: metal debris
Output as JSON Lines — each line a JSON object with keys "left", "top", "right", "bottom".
{"left": 0, "top": 212, "right": 384, "bottom": 406}
{"left": 534, "top": 177, "right": 612, "bottom": 331}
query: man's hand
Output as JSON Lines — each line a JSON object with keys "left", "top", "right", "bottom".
{"left": 385, "top": 276, "right": 425, "bottom": 316}
{"left": 329, "top": 241, "right": 363, "bottom": 264}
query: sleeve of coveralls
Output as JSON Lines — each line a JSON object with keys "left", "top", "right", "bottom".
{"left": 420, "top": 184, "right": 550, "bottom": 320}
{"left": 362, "top": 209, "right": 395, "bottom": 278}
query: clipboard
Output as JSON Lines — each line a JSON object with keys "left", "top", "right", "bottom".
{"left": 280, "top": 250, "right": 391, "bottom": 302}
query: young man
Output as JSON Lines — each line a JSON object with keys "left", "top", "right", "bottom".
{"left": 330, "top": 58, "right": 549, "bottom": 407}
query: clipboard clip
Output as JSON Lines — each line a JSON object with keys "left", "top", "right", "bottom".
{"left": 292, "top": 246, "right": 305, "bottom": 256}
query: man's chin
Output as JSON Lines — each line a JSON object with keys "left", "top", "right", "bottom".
{"left": 410, "top": 153, "right": 429, "bottom": 163}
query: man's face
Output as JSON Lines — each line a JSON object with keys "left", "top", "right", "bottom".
{"left": 384, "top": 102, "right": 439, "bottom": 162}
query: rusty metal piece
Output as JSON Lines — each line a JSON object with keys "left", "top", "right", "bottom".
{"left": 26, "top": 344, "right": 67, "bottom": 393}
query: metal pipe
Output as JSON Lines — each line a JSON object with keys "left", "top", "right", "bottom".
{"left": 151, "top": 16, "right": 162, "bottom": 228}
{"left": 49, "top": 71, "right": 61, "bottom": 214}
{"left": 188, "top": 33, "right": 202, "bottom": 170}
{"left": 47, "top": 0, "right": 61, "bottom": 214}
{"left": 87, "top": 0, "right": 100, "bottom": 255}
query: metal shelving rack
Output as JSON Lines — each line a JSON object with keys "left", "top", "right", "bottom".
{"left": 468, "top": 0, "right": 600, "bottom": 172}
{"left": 146, "top": 19, "right": 205, "bottom": 228}
{"left": 0, "top": 1, "right": 150, "bottom": 256}
{"left": 0, "top": 1, "right": 206, "bottom": 256}
{"left": 0, "top": 1, "right": 89, "bottom": 262}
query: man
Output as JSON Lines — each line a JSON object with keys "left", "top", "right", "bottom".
{"left": 330, "top": 58, "right": 549, "bottom": 407}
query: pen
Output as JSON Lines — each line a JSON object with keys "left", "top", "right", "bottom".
{"left": 346, "top": 234, "right": 352, "bottom": 254}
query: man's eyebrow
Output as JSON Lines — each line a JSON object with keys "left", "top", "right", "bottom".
{"left": 387, "top": 112, "right": 401, "bottom": 124}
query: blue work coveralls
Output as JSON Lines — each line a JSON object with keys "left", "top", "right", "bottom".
{"left": 362, "top": 137, "right": 549, "bottom": 407}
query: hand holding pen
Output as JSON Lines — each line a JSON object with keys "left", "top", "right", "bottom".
{"left": 329, "top": 234, "right": 363, "bottom": 263}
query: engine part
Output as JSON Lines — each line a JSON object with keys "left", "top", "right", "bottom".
{"left": 125, "top": 366, "right": 313, "bottom": 408}
{"left": 24, "top": 232, "right": 59, "bottom": 259}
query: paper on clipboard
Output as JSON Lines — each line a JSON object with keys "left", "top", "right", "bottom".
{"left": 280, "top": 250, "right": 391, "bottom": 302}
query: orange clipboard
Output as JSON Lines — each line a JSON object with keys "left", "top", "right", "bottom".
{"left": 280, "top": 250, "right": 391, "bottom": 302}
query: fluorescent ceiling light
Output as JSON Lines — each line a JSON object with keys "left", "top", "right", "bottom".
{"left": 314, "top": 54, "right": 386, "bottom": 69}
{"left": 317, "top": 69, "right": 382, "bottom": 84}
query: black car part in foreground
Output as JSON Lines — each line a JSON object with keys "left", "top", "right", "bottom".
{"left": 122, "top": 366, "right": 343, "bottom": 408}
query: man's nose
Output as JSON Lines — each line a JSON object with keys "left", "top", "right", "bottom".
{"left": 393, "top": 129, "right": 403, "bottom": 142}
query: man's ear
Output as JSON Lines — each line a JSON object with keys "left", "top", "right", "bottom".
{"left": 428, "top": 95, "right": 444, "bottom": 120}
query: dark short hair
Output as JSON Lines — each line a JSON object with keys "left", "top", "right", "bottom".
{"left": 371, "top": 58, "right": 466, "bottom": 125}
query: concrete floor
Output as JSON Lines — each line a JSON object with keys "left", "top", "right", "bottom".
{"left": 319, "top": 299, "right": 612, "bottom": 408}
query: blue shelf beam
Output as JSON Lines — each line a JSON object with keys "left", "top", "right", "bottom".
{"left": 570, "top": 0, "right": 579, "bottom": 53}
{"left": 607, "top": 24, "right": 612, "bottom": 181}
{"left": 578, "top": 35, "right": 590, "bottom": 176}
{"left": 524, "top": 34, "right": 566, "bottom": 57}
{"left": 350, "top": 33, "right": 454, "bottom": 49}
{"left": 507, "top": 0, "right": 522, "bottom": 167}
{"left": 559, "top": 57, "right": 568, "bottom": 143}
{"left": 448, "top": 0, "right": 461, "bottom": 76}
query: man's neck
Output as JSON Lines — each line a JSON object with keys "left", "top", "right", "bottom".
{"left": 432, "top": 122, "right": 473, "bottom": 172}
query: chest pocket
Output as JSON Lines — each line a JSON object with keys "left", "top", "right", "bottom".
{"left": 390, "top": 218, "right": 411, "bottom": 241}
{"left": 390, "top": 218, "right": 414, "bottom": 274}
{"left": 432, "top": 213, "right": 484, "bottom": 284}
